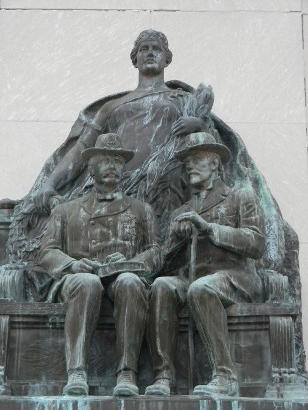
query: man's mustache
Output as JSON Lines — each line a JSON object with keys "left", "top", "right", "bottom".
{"left": 188, "top": 170, "right": 201, "bottom": 176}
{"left": 102, "top": 169, "right": 121, "bottom": 178}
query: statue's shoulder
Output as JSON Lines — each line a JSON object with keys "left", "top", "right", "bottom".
{"left": 78, "top": 91, "right": 130, "bottom": 123}
{"left": 124, "top": 195, "right": 149, "bottom": 208}
{"left": 124, "top": 196, "right": 154, "bottom": 215}
{"left": 77, "top": 81, "right": 193, "bottom": 123}
{"left": 228, "top": 183, "right": 260, "bottom": 207}
{"left": 52, "top": 194, "right": 91, "bottom": 214}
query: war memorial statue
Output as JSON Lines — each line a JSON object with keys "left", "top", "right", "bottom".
{"left": 0, "top": 28, "right": 306, "bottom": 404}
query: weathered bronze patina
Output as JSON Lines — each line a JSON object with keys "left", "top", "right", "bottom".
{"left": 0, "top": 29, "right": 305, "bottom": 402}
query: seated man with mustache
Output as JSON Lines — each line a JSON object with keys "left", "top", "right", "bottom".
{"left": 38, "top": 133, "right": 161, "bottom": 397}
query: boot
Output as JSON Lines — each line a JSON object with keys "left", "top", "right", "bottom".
{"left": 63, "top": 369, "right": 89, "bottom": 396}
{"left": 145, "top": 378, "right": 171, "bottom": 396}
{"left": 113, "top": 370, "right": 139, "bottom": 396}
{"left": 193, "top": 374, "right": 239, "bottom": 397}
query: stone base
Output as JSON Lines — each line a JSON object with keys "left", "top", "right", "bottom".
{"left": 0, "top": 395, "right": 307, "bottom": 410}
{"left": 266, "top": 381, "right": 308, "bottom": 400}
{"left": 0, "top": 301, "right": 300, "bottom": 398}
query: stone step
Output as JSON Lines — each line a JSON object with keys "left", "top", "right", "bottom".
{"left": 0, "top": 395, "right": 307, "bottom": 410}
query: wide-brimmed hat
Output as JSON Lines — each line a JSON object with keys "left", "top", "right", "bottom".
{"left": 82, "top": 133, "right": 135, "bottom": 163}
{"left": 175, "top": 132, "right": 231, "bottom": 164}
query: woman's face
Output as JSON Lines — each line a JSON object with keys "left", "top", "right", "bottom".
{"left": 136, "top": 39, "right": 168, "bottom": 75}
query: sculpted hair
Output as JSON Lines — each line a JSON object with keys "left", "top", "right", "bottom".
{"left": 130, "top": 29, "right": 173, "bottom": 67}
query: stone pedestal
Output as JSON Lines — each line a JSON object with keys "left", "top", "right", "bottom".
{"left": 0, "top": 301, "right": 304, "bottom": 399}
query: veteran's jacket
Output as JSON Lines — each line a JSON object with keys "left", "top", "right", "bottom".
{"left": 37, "top": 191, "right": 161, "bottom": 300}
{"left": 167, "top": 178, "right": 265, "bottom": 302}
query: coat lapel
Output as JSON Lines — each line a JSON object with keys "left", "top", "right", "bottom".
{"left": 198, "top": 179, "right": 231, "bottom": 214}
{"left": 80, "top": 191, "right": 96, "bottom": 215}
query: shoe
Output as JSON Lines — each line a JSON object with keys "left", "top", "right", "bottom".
{"left": 113, "top": 370, "right": 139, "bottom": 396}
{"left": 63, "top": 370, "right": 89, "bottom": 396}
{"left": 145, "top": 378, "right": 171, "bottom": 396}
{"left": 193, "top": 374, "right": 239, "bottom": 397}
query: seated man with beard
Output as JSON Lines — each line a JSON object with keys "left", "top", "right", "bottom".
{"left": 146, "top": 132, "right": 265, "bottom": 397}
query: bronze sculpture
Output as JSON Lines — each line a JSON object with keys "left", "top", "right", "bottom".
{"left": 31, "top": 30, "right": 214, "bottom": 238}
{"left": 0, "top": 28, "right": 305, "bottom": 401}
{"left": 6, "top": 29, "right": 295, "bottom": 310}
{"left": 146, "top": 132, "right": 265, "bottom": 397}
{"left": 37, "top": 133, "right": 161, "bottom": 396}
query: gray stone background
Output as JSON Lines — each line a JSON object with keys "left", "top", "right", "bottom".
{"left": 1, "top": 0, "right": 308, "bottom": 366}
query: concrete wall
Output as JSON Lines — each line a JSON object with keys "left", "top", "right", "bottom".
{"left": 1, "top": 0, "right": 308, "bottom": 365}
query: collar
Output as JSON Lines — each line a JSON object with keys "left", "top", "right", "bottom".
{"left": 96, "top": 191, "right": 123, "bottom": 202}
{"left": 81, "top": 190, "right": 129, "bottom": 218}
{"left": 190, "top": 178, "right": 231, "bottom": 214}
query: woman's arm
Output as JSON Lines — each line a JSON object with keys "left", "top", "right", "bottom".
{"left": 33, "top": 108, "right": 107, "bottom": 213}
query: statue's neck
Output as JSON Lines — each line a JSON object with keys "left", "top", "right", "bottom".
{"left": 136, "top": 71, "right": 167, "bottom": 91}
{"left": 94, "top": 183, "right": 119, "bottom": 194}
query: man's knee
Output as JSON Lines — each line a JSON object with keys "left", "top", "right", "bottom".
{"left": 187, "top": 278, "right": 217, "bottom": 305}
{"left": 114, "top": 272, "right": 145, "bottom": 294}
{"left": 151, "top": 276, "right": 175, "bottom": 297}
{"left": 68, "top": 272, "right": 103, "bottom": 298}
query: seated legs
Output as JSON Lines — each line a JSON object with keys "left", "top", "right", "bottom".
{"left": 146, "top": 272, "right": 244, "bottom": 397}
{"left": 59, "top": 271, "right": 148, "bottom": 396}
{"left": 110, "top": 272, "right": 149, "bottom": 396}
{"left": 187, "top": 276, "right": 238, "bottom": 396}
{"left": 60, "top": 272, "right": 103, "bottom": 395}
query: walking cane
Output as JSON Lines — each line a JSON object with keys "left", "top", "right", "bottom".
{"left": 188, "top": 225, "right": 198, "bottom": 394}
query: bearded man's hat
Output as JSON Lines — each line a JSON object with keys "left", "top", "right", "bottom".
{"left": 175, "top": 132, "right": 231, "bottom": 164}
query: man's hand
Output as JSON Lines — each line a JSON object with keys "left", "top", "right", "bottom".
{"left": 70, "top": 258, "right": 101, "bottom": 274}
{"left": 171, "top": 116, "right": 206, "bottom": 137}
{"left": 175, "top": 211, "right": 213, "bottom": 235}
{"left": 105, "top": 252, "right": 127, "bottom": 264}
{"left": 32, "top": 184, "right": 57, "bottom": 214}
{"left": 170, "top": 219, "right": 193, "bottom": 240}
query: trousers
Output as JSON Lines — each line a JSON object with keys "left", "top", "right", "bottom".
{"left": 148, "top": 272, "right": 249, "bottom": 383}
{"left": 58, "top": 271, "right": 148, "bottom": 374}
